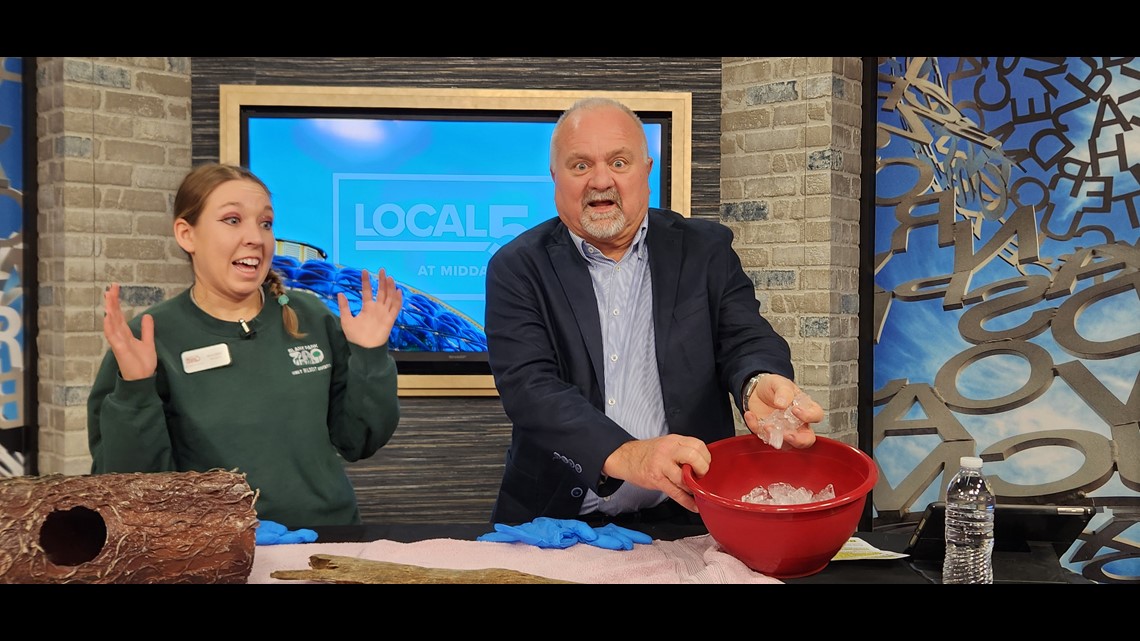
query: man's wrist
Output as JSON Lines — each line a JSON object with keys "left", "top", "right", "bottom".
{"left": 743, "top": 372, "right": 769, "bottom": 412}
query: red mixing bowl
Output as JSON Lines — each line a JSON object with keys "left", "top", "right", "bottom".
{"left": 682, "top": 434, "right": 877, "bottom": 579}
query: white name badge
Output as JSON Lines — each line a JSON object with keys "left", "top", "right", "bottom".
{"left": 181, "top": 343, "right": 232, "bottom": 374}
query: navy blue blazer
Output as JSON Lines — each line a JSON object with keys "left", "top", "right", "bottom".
{"left": 485, "top": 208, "right": 794, "bottom": 523}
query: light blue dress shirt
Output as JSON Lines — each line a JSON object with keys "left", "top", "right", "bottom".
{"left": 570, "top": 215, "right": 670, "bottom": 516}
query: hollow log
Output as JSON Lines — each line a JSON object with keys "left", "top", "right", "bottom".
{"left": 271, "top": 554, "right": 576, "bottom": 584}
{"left": 0, "top": 469, "right": 258, "bottom": 584}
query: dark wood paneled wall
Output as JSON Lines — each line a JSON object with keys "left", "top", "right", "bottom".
{"left": 190, "top": 57, "right": 722, "bottom": 524}
{"left": 190, "top": 57, "right": 722, "bottom": 216}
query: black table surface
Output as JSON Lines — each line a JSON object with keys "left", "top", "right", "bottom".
{"left": 308, "top": 522, "right": 1091, "bottom": 584}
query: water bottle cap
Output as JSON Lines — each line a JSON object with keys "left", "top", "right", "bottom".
{"left": 960, "top": 456, "right": 983, "bottom": 469}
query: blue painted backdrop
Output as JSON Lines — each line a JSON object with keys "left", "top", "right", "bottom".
{"left": 0, "top": 56, "right": 27, "bottom": 477}
{"left": 873, "top": 57, "right": 1140, "bottom": 583}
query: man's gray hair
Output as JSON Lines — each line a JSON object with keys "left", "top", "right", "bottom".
{"left": 549, "top": 97, "right": 649, "bottom": 168}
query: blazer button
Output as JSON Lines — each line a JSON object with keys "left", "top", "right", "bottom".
{"left": 570, "top": 487, "right": 584, "bottom": 498}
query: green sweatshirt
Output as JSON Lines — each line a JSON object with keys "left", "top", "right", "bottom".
{"left": 87, "top": 286, "right": 400, "bottom": 528}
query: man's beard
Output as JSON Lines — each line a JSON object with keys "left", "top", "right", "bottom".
{"left": 580, "top": 190, "right": 625, "bottom": 240}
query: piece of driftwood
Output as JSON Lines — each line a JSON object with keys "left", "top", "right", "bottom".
{"left": 271, "top": 554, "right": 577, "bottom": 584}
{"left": 0, "top": 469, "right": 258, "bottom": 584}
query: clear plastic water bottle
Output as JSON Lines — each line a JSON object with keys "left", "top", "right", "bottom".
{"left": 942, "top": 456, "right": 996, "bottom": 584}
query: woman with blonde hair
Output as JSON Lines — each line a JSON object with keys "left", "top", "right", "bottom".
{"left": 87, "top": 163, "right": 402, "bottom": 528}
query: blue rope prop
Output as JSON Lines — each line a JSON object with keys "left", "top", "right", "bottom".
{"left": 272, "top": 255, "right": 488, "bottom": 352}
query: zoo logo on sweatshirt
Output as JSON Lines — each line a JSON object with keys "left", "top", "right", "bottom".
{"left": 288, "top": 344, "right": 330, "bottom": 375}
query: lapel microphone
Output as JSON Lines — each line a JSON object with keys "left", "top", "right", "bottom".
{"left": 239, "top": 318, "right": 256, "bottom": 339}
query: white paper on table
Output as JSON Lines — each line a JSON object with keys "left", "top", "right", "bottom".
{"left": 830, "top": 536, "right": 910, "bottom": 561}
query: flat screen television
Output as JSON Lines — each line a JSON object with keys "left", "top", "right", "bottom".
{"left": 219, "top": 85, "right": 692, "bottom": 395}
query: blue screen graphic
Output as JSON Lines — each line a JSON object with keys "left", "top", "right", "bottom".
{"left": 245, "top": 115, "right": 664, "bottom": 347}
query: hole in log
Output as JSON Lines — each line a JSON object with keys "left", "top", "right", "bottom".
{"left": 39, "top": 507, "right": 107, "bottom": 566}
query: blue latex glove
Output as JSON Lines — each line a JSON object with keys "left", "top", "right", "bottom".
{"left": 477, "top": 517, "right": 600, "bottom": 549}
{"left": 255, "top": 520, "right": 318, "bottom": 545}
{"left": 477, "top": 518, "right": 653, "bottom": 550}
{"left": 586, "top": 523, "right": 654, "bottom": 550}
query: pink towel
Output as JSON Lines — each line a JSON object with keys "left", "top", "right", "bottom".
{"left": 248, "top": 534, "right": 782, "bottom": 584}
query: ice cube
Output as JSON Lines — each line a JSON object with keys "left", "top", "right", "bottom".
{"left": 757, "top": 392, "right": 811, "bottom": 449}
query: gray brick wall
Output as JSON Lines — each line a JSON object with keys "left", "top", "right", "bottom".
{"left": 35, "top": 57, "right": 192, "bottom": 474}
{"left": 722, "top": 57, "right": 863, "bottom": 444}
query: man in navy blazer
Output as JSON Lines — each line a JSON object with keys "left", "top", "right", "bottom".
{"left": 485, "top": 97, "right": 823, "bottom": 525}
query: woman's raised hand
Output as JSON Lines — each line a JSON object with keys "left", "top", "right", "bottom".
{"left": 337, "top": 269, "right": 403, "bottom": 348}
{"left": 102, "top": 283, "right": 157, "bottom": 381}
